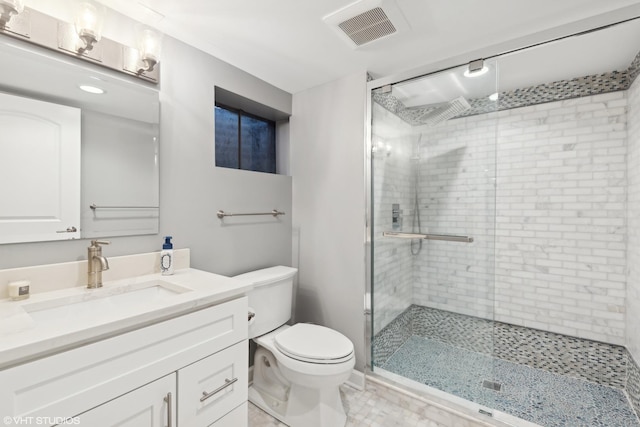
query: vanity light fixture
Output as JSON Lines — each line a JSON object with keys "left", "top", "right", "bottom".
{"left": 464, "top": 59, "right": 488, "bottom": 78}
{"left": 136, "top": 25, "right": 162, "bottom": 73}
{"left": 0, "top": 4, "right": 160, "bottom": 83}
{"left": 74, "top": 0, "right": 105, "bottom": 52}
{"left": 0, "top": 0, "right": 23, "bottom": 26}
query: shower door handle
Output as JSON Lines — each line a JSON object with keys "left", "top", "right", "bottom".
{"left": 383, "top": 231, "right": 427, "bottom": 239}
{"left": 383, "top": 231, "right": 474, "bottom": 243}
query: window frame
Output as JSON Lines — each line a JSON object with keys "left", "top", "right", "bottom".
{"left": 214, "top": 102, "right": 277, "bottom": 173}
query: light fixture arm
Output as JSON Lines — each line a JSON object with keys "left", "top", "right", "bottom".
{"left": 77, "top": 30, "right": 98, "bottom": 52}
{"left": 0, "top": 1, "right": 23, "bottom": 27}
{"left": 139, "top": 57, "right": 157, "bottom": 73}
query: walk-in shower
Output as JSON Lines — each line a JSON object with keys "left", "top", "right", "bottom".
{"left": 368, "top": 17, "right": 640, "bottom": 427}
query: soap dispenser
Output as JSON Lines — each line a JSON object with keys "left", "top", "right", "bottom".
{"left": 161, "top": 236, "right": 174, "bottom": 276}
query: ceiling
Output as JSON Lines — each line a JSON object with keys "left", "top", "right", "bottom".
{"left": 392, "top": 17, "right": 640, "bottom": 108}
{"left": 45, "top": 0, "right": 640, "bottom": 94}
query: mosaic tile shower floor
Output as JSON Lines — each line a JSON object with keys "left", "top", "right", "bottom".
{"left": 381, "top": 336, "right": 639, "bottom": 427}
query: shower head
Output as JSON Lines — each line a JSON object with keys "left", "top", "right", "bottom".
{"left": 416, "top": 96, "right": 471, "bottom": 126}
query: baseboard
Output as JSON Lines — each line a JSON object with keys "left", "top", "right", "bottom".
{"left": 346, "top": 369, "right": 365, "bottom": 390}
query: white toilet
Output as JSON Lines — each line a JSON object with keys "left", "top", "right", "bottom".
{"left": 234, "top": 266, "right": 355, "bottom": 427}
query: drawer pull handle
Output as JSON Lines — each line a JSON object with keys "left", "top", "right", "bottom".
{"left": 200, "top": 377, "right": 238, "bottom": 402}
{"left": 164, "top": 392, "right": 173, "bottom": 427}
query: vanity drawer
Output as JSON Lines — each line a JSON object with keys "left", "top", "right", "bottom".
{"left": 214, "top": 402, "right": 248, "bottom": 427}
{"left": 178, "top": 341, "right": 248, "bottom": 427}
{"left": 0, "top": 297, "right": 247, "bottom": 422}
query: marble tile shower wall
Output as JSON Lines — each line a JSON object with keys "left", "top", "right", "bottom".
{"left": 497, "top": 92, "right": 628, "bottom": 344}
{"left": 627, "top": 66, "right": 640, "bottom": 416}
{"left": 412, "top": 92, "right": 628, "bottom": 345}
{"left": 412, "top": 113, "right": 497, "bottom": 320}
{"left": 372, "top": 103, "right": 415, "bottom": 334}
{"left": 627, "top": 70, "right": 640, "bottom": 360}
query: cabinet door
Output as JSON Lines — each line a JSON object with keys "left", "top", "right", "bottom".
{"left": 178, "top": 341, "right": 248, "bottom": 427}
{"left": 0, "top": 91, "right": 81, "bottom": 243}
{"left": 75, "top": 374, "right": 176, "bottom": 427}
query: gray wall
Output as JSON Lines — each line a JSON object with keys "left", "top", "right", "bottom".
{"left": 159, "top": 37, "right": 292, "bottom": 276}
{"left": 0, "top": 35, "right": 293, "bottom": 276}
{"left": 291, "top": 71, "right": 368, "bottom": 371}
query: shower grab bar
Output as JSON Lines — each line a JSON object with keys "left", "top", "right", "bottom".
{"left": 216, "top": 209, "right": 285, "bottom": 219}
{"left": 382, "top": 231, "right": 474, "bottom": 243}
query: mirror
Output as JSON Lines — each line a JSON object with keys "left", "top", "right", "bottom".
{"left": 0, "top": 36, "right": 160, "bottom": 244}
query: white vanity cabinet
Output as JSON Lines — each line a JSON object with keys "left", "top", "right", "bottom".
{"left": 75, "top": 374, "right": 177, "bottom": 427}
{"left": 178, "top": 341, "right": 247, "bottom": 426}
{"left": 0, "top": 296, "right": 248, "bottom": 427}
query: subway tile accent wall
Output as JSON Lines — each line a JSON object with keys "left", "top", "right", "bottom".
{"left": 627, "top": 62, "right": 640, "bottom": 417}
{"left": 627, "top": 70, "right": 640, "bottom": 360}
{"left": 371, "top": 103, "right": 415, "bottom": 335}
{"left": 413, "top": 112, "right": 497, "bottom": 321}
{"left": 371, "top": 46, "right": 640, "bottom": 419}
{"left": 492, "top": 91, "right": 628, "bottom": 344}
{"left": 373, "top": 92, "right": 629, "bottom": 344}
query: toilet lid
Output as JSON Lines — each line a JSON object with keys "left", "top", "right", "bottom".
{"left": 274, "top": 324, "right": 354, "bottom": 362}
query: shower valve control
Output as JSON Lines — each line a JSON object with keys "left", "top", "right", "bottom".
{"left": 392, "top": 203, "right": 402, "bottom": 229}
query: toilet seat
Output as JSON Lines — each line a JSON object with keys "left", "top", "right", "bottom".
{"left": 274, "top": 323, "right": 354, "bottom": 364}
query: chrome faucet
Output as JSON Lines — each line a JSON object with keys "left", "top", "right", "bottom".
{"left": 87, "top": 240, "right": 110, "bottom": 289}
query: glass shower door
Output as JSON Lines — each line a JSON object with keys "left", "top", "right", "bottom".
{"left": 370, "top": 59, "right": 499, "bottom": 413}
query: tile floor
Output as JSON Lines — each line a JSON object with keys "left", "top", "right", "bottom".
{"left": 248, "top": 378, "right": 510, "bottom": 427}
{"left": 249, "top": 336, "right": 640, "bottom": 426}
{"left": 381, "top": 336, "right": 640, "bottom": 427}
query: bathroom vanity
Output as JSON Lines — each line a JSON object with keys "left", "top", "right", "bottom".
{"left": 0, "top": 258, "right": 251, "bottom": 427}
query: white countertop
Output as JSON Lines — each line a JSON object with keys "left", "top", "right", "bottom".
{"left": 0, "top": 268, "right": 252, "bottom": 370}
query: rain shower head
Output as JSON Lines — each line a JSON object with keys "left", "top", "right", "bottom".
{"left": 416, "top": 96, "right": 471, "bottom": 126}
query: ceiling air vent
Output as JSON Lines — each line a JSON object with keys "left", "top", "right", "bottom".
{"left": 324, "top": 0, "right": 409, "bottom": 48}
{"left": 338, "top": 7, "right": 396, "bottom": 46}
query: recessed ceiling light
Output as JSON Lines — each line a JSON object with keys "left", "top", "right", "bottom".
{"left": 489, "top": 92, "right": 499, "bottom": 101}
{"left": 464, "top": 66, "right": 489, "bottom": 78}
{"left": 79, "top": 84, "right": 105, "bottom": 94}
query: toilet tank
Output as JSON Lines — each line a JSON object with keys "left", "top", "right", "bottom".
{"left": 233, "top": 266, "right": 298, "bottom": 338}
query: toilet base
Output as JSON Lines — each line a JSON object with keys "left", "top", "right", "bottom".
{"left": 250, "top": 328, "right": 353, "bottom": 427}
{"left": 249, "top": 383, "right": 347, "bottom": 427}
{"left": 249, "top": 384, "right": 288, "bottom": 421}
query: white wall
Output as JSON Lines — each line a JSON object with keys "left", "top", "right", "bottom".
{"left": 291, "top": 72, "right": 367, "bottom": 371}
{"left": 627, "top": 76, "right": 640, "bottom": 361}
{"left": 0, "top": 10, "right": 293, "bottom": 280}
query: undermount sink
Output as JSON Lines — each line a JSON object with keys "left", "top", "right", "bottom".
{"left": 22, "top": 280, "right": 192, "bottom": 323}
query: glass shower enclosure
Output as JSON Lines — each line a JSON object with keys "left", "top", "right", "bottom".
{"left": 367, "top": 17, "right": 640, "bottom": 427}
{"left": 369, "top": 59, "right": 500, "bottom": 413}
